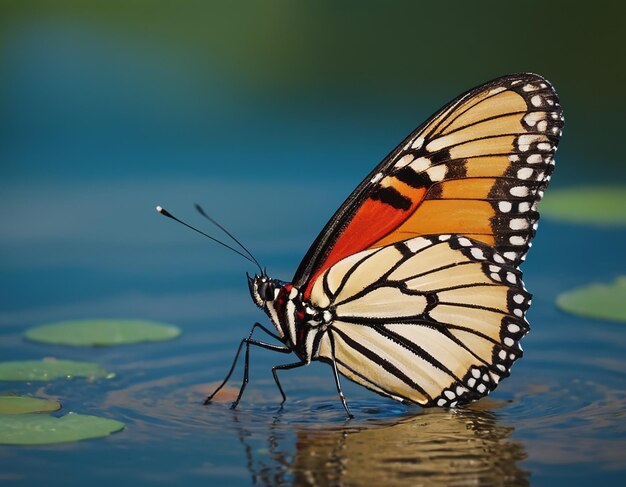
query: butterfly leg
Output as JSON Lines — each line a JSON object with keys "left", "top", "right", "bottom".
{"left": 204, "top": 322, "right": 291, "bottom": 406}
{"left": 271, "top": 361, "right": 307, "bottom": 403}
{"left": 230, "top": 337, "right": 292, "bottom": 409}
{"left": 328, "top": 331, "right": 354, "bottom": 419}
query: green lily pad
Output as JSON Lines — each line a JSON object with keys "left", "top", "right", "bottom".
{"left": 0, "top": 395, "right": 61, "bottom": 414}
{"left": 0, "top": 359, "right": 111, "bottom": 381}
{"left": 557, "top": 276, "right": 626, "bottom": 323}
{"left": 0, "top": 413, "right": 125, "bottom": 445}
{"left": 541, "top": 187, "right": 626, "bottom": 226}
{"left": 25, "top": 319, "right": 181, "bottom": 347}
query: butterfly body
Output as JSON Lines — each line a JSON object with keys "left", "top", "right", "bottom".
{"left": 200, "top": 73, "right": 563, "bottom": 416}
{"left": 248, "top": 275, "right": 324, "bottom": 364}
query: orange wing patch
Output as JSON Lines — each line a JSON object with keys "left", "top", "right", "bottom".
{"left": 372, "top": 199, "right": 496, "bottom": 248}
{"left": 295, "top": 73, "right": 563, "bottom": 292}
{"left": 303, "top": 184, "right": 426, "bottom": 299}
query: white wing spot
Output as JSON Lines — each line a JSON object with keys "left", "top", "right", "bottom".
{"left": 411, "top": 136, "right": 425, "bottom": 150}
{"left": 470, "top": 247, "right": 485, "bottom": 260}
{"left": 506, "top": 272, "right": 517, "bottom": 284}
{"left": 493, "top": 253, "right": 505, "bottom": 264}
{"left": 527, "top": 154, "right": 543, "bottom": 164}
{"left": 504, "top": 251, "right": 517, "bottom": 260}
{"left": 517, "top": 168, "right": 533, "bottom": 180}
{"left": 457, "top": 237, "right": 472, "bottom": 247}
{"left": 506, "top": 323, "right": 521, "bottom": 333}
{"left": 394, "top": 154, "right": 414, "bottom": 169}
{"left": 510, "top": 218, "right": 529, "bottom": 230}
{"left": 504, "top": 337, "right": 515, "bottom": 346}
{"left": 530, "top": 95, "right": 543, "bottom": 107}
{"left": 518, "top": 202, "right": 531, "bottom": 212}
{"left": 499, "top": 201, "right": 512, "bottom": 213}
{"left": 509, "top": 235, "right": 526, "bottom": 246}
{"left": 490, "top": 273, "right": 502, "bottom": 282}
{"left": 513, "top": 309, "right": 523, "bottom": 318}
{"left": 510, "top": 186, "right": 529, "bottom": 197}
{"left": 537, "top": 142, "right": 552, "bottom": 151}
{"left": 513, "top": 294, "right": 525, "bottom": 304}
{"left": 370, "top": 172, "right": 383, "bottom": 184}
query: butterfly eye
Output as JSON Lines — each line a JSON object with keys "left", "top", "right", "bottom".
{"left": 258, "top": 281, "right": 274, "bottom": 301}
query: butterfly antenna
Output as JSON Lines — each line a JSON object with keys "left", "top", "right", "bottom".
{"left": 194, "top": 203, "right": 264, "bottom": 274}
{"left": 156, "top": 206, "right": 259, "bottom": 268}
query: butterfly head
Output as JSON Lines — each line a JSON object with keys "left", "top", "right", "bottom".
{"left": 247, "top": 273, "right": 278, "bottom": 309}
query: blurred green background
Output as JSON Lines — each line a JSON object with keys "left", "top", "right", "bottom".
{"left": 1, "top": 0, "right": 624, "bottom": 185}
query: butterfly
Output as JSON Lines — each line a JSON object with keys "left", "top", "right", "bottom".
{"left": 159, "top": 72, "right": 563, "bottom": 417}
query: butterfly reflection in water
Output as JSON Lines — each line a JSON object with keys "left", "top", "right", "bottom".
{"left": 158, "top": 73, "right": 563, "bottom": 417}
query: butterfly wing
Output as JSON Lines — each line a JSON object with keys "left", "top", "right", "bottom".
{"left": 311, "top": 235, "right": 530, "bottom": 406}
{"left": 293, "top": 73, "right": 563, "bottom": 299}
